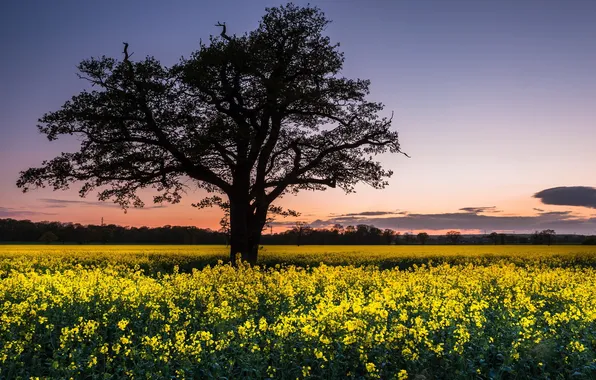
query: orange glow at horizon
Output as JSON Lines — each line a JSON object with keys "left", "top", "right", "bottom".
{"left": 5, "top": 180, "right": 596, "bottom": 235}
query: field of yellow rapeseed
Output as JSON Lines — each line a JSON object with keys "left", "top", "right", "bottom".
{"left": 1, "top": 244, "right": 595, "bottom": 273}
{"left": 0, "top": 245, "right": 595, "bottom": 379}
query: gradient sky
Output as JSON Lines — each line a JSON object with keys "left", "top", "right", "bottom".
{"left": 1, "top": 0, "right": 596, "bottom": 234}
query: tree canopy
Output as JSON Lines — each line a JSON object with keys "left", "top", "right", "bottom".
{"left": 16, "top": 3, "right": 406, "bottom": 263}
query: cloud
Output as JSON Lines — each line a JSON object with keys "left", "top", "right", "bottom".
{"left": 38, "top": 198, "right": 166, "bottom": 210}
{"left": 538, "top": 211, "right": 573, "bottom": 217}
{"left": 333, "top": 210, "right": 407, "bottom": 217}
{"left": 0, "top": 207, "right": 57, "bottom": 218}
{"left": 269, "top": 220, "right": 312, "bottom": 228}
{"left": 459, "top": 206, "right": 501, "bottom": 214}
{"left": 534, "top": 186, "right": 596, "bottom": 209}
{"left": 308, "top": 211, "right": 596, "bottom": 234}
{"left": 39, "top": 198, "right": 121, "bottom": 208}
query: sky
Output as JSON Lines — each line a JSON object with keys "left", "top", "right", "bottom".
{"left": 1, "top": 0, "right": 596, "bottom": 234}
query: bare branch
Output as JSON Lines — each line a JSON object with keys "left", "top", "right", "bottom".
{"left": 216, "top": 22, "right": 232, "bottom": 41}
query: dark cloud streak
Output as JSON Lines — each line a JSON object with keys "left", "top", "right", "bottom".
{"left": 333, "top": 210, "right": 407, "bottom": 217}
{"left": 534, "top": 186, "right": 596, "bottom": 209}
{"left": 0, "top": 207, "right": 57, "bottom": 218}
{"left": 308, "top": 211, "right": 596, "bottom": 234}
{"left": 38, "top": 198, "right": 166, "bottom": 210}
{"left": 459, "top": 206, "right": 501, "bottom": 214}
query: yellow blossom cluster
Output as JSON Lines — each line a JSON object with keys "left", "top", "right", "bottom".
{"left": 0, "top": 245, "right": 594, "bottom": 378}
{"left": 1, "top": 244, "right": 596, "bottom": 274}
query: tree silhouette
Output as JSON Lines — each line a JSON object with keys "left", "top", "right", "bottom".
{"left": 403, "top": 232, "right": 415, "bottom": 244}
{"left": 218, "top": 207, "right": 231, "bottom": 247}
{"left": 446, "top": 230, "right": 461, "bottom": 244}
{"left": 382, "top": 229, "right": 396, "bottom": 244}
{"left": 499, "top": 233, "right": 506, "bottom": 245}
{"left": 488, "top": 232, "right": 499, "bottom": 245}
{"left": 15, "top": 4, "right": 405, "bottom": 264}
{"left": 417, "top": 232, "right": 429, "bottom": 245}
{"left": 540, "top": 229, "right": 556, "bottom": 246}
{"left": 331, "top": 224, "right": 344, "bottom": 235}
{"left": 292, "top": 221, "right": 311, "bottom": 246}
{"left": 39, "top": 231, "right": 58, "bottom": 244}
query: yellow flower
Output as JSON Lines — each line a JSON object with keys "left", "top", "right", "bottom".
{"left": 1, "top": 244, "right": 595, "bottom": 378}
{"left": 117, "top": 319, "right": 129, "bottom": 330}
{"left": 87, "top": 355, "right": 98, "bottom": 368}
{"left": 302, "top": 365, "right": 311, "bottom": 377}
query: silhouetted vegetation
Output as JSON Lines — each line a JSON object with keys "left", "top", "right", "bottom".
{"left": 531, "top": 229, "right": 557, "bottom": 245}
{"left": 0, "top": 219, "right": 229, "bottom": 244}
{"left": 16, "top": 3, "right": 406, "bottom": 264}
{"left": 2, "top": 218, "right": 589, "bottom": 245}
{"left": 417, "top": 232, "right": 429, "bottom": 245}
{"left": 446, "top": 230, "right": 462, "bottom": 244}
{"left": 38, "top": 231, "right": 58, "bottom": 244}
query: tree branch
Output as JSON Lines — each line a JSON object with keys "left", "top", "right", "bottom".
{"left": 216, "top": 22, "right": 232, "bottom": 41}
{"left": 120, "top": 43, "right": 232, "bottom": 192}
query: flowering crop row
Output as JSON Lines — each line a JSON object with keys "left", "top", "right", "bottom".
{"left": 0, "top": 246, "right": 595, "bottom": 379}
{"left": 1, "top": 244, "right": 595, "bottom": 274}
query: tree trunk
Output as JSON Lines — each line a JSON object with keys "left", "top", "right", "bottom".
{"left": 229, "top": 233, "right": 259, "bottom": 264}
{"left": 228, "top": 199, "right": 265, "bottom": 265}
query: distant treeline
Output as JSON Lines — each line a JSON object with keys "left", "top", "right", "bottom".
{"left": 1, "top": 218, "right": 595, "bottom": 245}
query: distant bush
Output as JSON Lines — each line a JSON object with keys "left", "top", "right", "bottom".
{"left": 582, "top": 237, "right": 596, "bottom": 245}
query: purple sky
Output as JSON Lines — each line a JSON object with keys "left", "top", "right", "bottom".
{"left": 1, "top": 0, "right": 596, "bottom": 233}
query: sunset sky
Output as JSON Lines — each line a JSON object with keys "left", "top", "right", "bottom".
{"left": 1, "top": 0, "right": 596, "bottom": 234}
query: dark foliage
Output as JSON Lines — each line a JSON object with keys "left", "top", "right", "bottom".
{"left": 417, "top": 232, "right": 429, "bottom": 245}
{"left": 3, "top": 218, "right": 586, "bottom": 246}
{"left": 531, "top": 229, "right": 557, "bottom": 245}
{"left": 445, "top": 230, "right": 462, "bottom": 244}
{"left": 16, "top": 3, "right": 405, "bottom": 263}
{"left": 38, "top": 231, "right": 58, "bottom": 244}
{"left": 0, "top": 218, "right": 227, "bottom": 245}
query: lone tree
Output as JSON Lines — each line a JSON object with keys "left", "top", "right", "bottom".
{"left": 16, "top": 4, "right": 406, "bottom": 264}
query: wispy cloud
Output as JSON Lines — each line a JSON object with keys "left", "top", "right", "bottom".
{"left": 538, "top": 211, "right": 573, "bottom": 217}
{"left": 303, "top": 189, "right": 596, "bottom": 233}
{"left": 307, "top": 211, "right": 596, "bottom": 234}
{"left": 459, "top": 206, "right": 501, "bottom": 214}
{"left": 332, "top": 210, "right": 407, "bottom": 217}
{"left": 38, "top": 198, "right": 166, "bottom": 210}
{"left": 269, "top": 220, "right": 311, "bottom": 228}
{"left": 534, "top": 186, "right": 596, "bottom": 209}
{"left": 0, "top": 207, "right": 57, "bottom": 218}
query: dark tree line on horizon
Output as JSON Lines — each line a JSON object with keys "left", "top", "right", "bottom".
{"left": 1, "top": 218, "right": 594, "bottom": 245}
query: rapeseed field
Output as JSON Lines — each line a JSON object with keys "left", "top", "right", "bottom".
{"left": 0, "top": 245, "right": 595, "bottom": 379}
